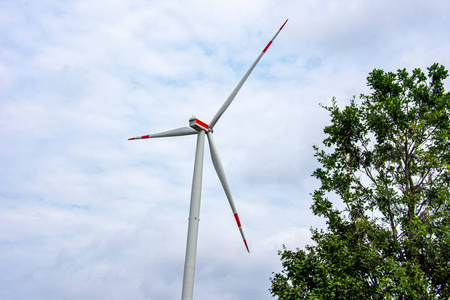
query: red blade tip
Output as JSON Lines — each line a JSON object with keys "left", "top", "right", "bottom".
{"left": 280, "top": 19, "right": 288, "bottom": 30}
{"left": 234, "top": 213, "right": 242, "bottom": 227}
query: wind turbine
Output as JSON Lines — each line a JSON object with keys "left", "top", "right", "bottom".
{"left": 128, "top": 19, "right": 288, "bottom": 300}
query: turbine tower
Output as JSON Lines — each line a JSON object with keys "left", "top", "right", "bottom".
{"left": 128, "top": 19, "right": 288, "bottom": 300}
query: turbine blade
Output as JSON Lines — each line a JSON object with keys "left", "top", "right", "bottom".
{"left": 128, "top": 127, "right": 197, "bottom": 140}
{"left": 209, "top": 19, "right": 288, "bottom": 129}
{"left": 206, "top": 131, "right": 249, "bottom": 253}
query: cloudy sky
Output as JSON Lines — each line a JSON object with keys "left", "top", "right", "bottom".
{"left": 1, "top": 0, "right": 450, "bottom": 299}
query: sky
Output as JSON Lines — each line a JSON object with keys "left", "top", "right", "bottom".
{"left": 1, "top": 0, "right": 450, "bottom": 299}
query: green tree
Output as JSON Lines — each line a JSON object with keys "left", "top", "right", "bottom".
{"left": 270, "top": 64, "right": 450, "bottom": 299}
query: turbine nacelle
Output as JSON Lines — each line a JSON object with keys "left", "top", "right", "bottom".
{"left": 189, "top": 117, "right": 210, "bottom": 132}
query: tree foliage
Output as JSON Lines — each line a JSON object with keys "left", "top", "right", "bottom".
{"left": 270, "top": 64, "right": 450, "bottom": 299}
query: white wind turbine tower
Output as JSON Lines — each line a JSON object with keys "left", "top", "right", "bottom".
{"left": 128, "top": 19, "right": 288, "bottom": 300}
